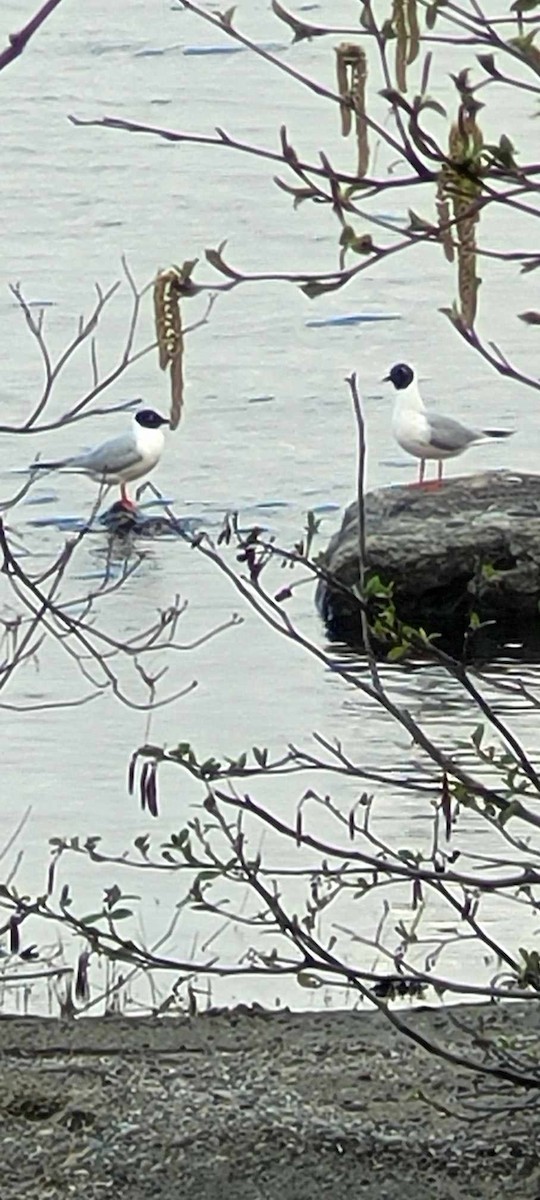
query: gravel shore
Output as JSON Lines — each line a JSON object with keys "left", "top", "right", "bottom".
{"left": 1, "top": 1001, "right": 539, "bottom": 1199}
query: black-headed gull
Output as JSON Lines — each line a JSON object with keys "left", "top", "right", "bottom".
{"left": 384, "top": 363, "right": 513, "bottom": 486}
{"left": 32, "top": 409, "right": 169, "bottom": 508}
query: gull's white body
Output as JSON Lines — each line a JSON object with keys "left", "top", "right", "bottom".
{"left": 45, "top": 418, "right": 165, "bottom": 483}
{"left": 391, "top": 377, "right": 483, "bottom": 463}
{"left": 32, "top": 409, "right": 169, "bottom": 506}
{"left": 386, "top": 363, "right": 513, "bottom": 486}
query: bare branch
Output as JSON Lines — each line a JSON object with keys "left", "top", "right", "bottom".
{"left": 0, "top": 0, "right": 63, "bottom": 74}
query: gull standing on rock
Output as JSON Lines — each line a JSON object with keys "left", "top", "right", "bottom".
{"left": 32, "top": 409, "right": 170, "bottom": 509}
{"left": 383, "top": 363, "right": 514, "bottom": 487}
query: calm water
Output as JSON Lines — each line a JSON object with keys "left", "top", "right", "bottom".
{"left": 1, "top": 0, "right": 540, "bottom": 1011}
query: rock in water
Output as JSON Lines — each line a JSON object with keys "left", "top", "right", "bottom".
{"left": 316, "top": 471, "right": 540, "bottom": 653}
{"left": 98, "top": 502, "right": 185, "bottom": 537}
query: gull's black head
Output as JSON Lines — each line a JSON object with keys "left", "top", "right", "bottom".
{"left": 135, "top": 409, "right": 169, "bottom": 429}
{"left": 383, "top": 363, "right": 415, "bottom": 390}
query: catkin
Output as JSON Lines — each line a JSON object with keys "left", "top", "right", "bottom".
{"left": 153, "top": 267, "right": 185, "bottom": 430}
{"left": 441, "top": 106, "right": 483, "bottom": 328}
{"left": 335, "top": 43, "right": 369, "bottom": 178}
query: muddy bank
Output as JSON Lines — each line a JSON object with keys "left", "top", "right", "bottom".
{"left": 1, "top": 1001, "right": 539, "bottom": 1199}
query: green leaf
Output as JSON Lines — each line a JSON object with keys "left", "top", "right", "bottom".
{"left": 297, "top": 971, "right": 323, "bottom": 988}
{"left": 453, "top": 783, "right": 474, "bottom": 805}
{"left": 109, "top": 908, "right": 133, "bottom": 921}
{"left": 379, "top": 88, "right": 412, "bottom": 112}
{"left": 339, "top": 225, "right": 374, "bottom": 255}
{"left": 364, "top": 573, "right": 391, "bottom": 597}
{"left": 199, "top": 758, "right": 221, "bottom": 779}
{"left": 253, "top": 746, "right": 268, "bottom": 767}
{"left": 471, "top": 724, "right": 485, "bottom": 750}
{"left": 509, "top": 30, "right": 540, "bottom": 51}
{"left": 439, "top": 302, "right": 464, "bottom": 329}
{"left": 417, "top": 97, "right": 447, "bottom": 118}
{"left": 499, "top": 133, "right": 517, "bottom": 167}
{"left": 477, "top": 53, "right": 502, "bottom": 79}
{"left": 519, "top": 310, "right": 540, "bottom": 325}
{"left": 271, "top": 0, "right": 322, "bottom": 41}
{"left": 274, "top": 177, "right": 317, "bottom": 207}
{"left": 219, "top": 6, "right": 236, "bottom": 27}
{"left": 172, "top": 743, "right": 192, "bottom": 759}
{"left": 205, "top": 242, "right": 239, "bottom": 280}
{"left": 169, "top": 829, "right": 190, "bottom": 848}
{"left": 104, "top": 884, "right": 122, "bottom": 909}
{"left": 498, "top": 799, "right": 521, "bottom": 827}
{"left": 179, "top": 839, "right": 198, "bottom": 865}
{"left": 426, "top": 0, "right": 448, "bottom": 30}
{"left": 300, "top": 277, "right": 347, "bottom": 299}
{"left": 408, "top": 209, "right": 437, "bottom": 234}
{"left": 387, "top": 643, "right": 410, "bottom": 662}
{"left": 511, "top": 0, "right": 540, "bottom": 12}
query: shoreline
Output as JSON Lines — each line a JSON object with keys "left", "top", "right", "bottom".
{"left": 1, "top": 1000, "right": 539, "bottom": 1198}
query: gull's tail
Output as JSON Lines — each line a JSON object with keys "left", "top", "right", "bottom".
{"left": 31, "top": 458, "right": 72, "bottom": 471}
{"left": 482, "top": 429, "right": 514, "bottom": 439}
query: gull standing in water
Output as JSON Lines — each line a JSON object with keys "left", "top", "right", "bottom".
{"left": 384, "top": 363, "right": 513, "bottom": 486}
{"left": 32, "top": 408, "right": 169, "bottom": 509}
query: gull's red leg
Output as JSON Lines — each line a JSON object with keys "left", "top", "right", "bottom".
{"left": 420, "top": 459, "right": 443, "bottom": 490}
{"left": 120, "top": 482, "right": 137, "bottom": 511}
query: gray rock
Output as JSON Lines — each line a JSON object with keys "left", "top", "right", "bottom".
{"left": 316, "top": 471, "right": 540, "bottom": 650}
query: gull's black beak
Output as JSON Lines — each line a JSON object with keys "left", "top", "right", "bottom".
{"left": 382, "top": 373, "right": 391, "bottom": 382}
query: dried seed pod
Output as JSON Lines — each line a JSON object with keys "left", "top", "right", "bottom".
{"left": 146, "top": 764, "right": 159, "bottom": 819}
{"left": 436, "top": 174, "right": 454, "bottom": 263}
{"left": 457, "top": 236, "right": 480, "bottom": 330}
{"left": 46, "top": 858, "right": 56, "bottom": 898}
{"left": 348, "top": 805, "right": 356, "bottom": 841}
{"left": 335, "top": 44, "right": 369, "bottom": 177}
{"left": 335, "top": 43, "right": 351, "bottom": 136}
{"left": 441, "top": 104, "right": 483, "bottom": 328}
{"left": 391, "top": 0, "right": 419, "bottom": 91}
{"left": 170, "top": 342, "right": 184, "bottom": 434}
{"left": 140, "top": 761, "right": 151, "bottom": 812}
{"left": 153, "top": 267, "right": 185, "bottom": 430}
{"left": 75, "top": 950, "right": 90, "bottom": 1002}
{"left": 154, "top": 269, "right": 181, "bottom": 370}
{"left": 127, "top": 752, "right": 137, "bottom": 796}
{"left": 406, "top": 0, "right": 419, "bottom": 66}
{"left": 393, "top": 0, "right": 407, "bottom": 92}
{"left": 9, "top": 916, "right": 20, "bottom": 954}
{"left": 441, "top": 771, "right": 452, "bottom": 841}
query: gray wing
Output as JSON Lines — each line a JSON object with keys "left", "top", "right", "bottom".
{"left": 70, "top": 433, "right": 142, "bottom": 477}
{"left": 425, "top": 411, "right": 479, "bottom": 453}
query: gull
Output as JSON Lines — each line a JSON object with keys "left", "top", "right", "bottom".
{"left": 383, "top": 362, "right": 513, "bottom": 486}
{"left": 32, "top": 408, "right": 169, "bottom": 509}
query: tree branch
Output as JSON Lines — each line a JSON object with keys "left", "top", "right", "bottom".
{"left": 0, "top": 0, "right": 64, "bottom": 74}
